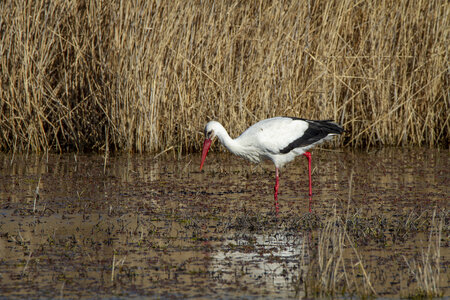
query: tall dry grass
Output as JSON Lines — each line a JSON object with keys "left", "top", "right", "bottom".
{"left": 0, "top": 0, "right": 448, "bottom": 153}
{"left": 403, "top": 211, "right": 444, "bottom": 298}
{"left": 304, "top": 207, "right": 377, "bottom": 297}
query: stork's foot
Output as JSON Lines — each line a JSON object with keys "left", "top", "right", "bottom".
{"left": 308, "top": 195, "right": 312, "bottom": 213}
{"left": 274, "top": 200, "right": 279, "bottom": 216}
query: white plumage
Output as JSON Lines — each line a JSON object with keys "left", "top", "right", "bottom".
{"left": 200, "top": 117, "right": 343, "bottom": 213}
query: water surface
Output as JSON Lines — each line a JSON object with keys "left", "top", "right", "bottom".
{"left": 0, "top": 148, "right": 448, "bottom": 298}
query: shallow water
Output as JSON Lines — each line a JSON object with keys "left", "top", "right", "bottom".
{"left": 0, "top": 148, "right": 448, "bottom": 298}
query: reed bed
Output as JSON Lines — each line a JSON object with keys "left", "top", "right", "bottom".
{"left": 0, "top": 0, "right": 448, "bottom": 153}
{"left": 302, "top": 208, "right": 377, "bottom": 297}
{"left": 403, "top": 211, "right": 444, "bottom": 298}
{"left": 298, "top": 207, "right": 447, "bottom": 298}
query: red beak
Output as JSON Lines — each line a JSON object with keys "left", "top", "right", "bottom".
{"left": 200, "top": 138, "right": 212, "bottom": 171}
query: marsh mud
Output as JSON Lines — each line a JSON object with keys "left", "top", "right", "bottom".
{"left": 0, "top": 148, "right": 448, "bottom": 298}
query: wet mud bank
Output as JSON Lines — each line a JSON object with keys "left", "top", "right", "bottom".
{"left": 0, "top": 148, "right": 448, "bottom": 298}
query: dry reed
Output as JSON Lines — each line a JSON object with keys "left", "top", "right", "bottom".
{"left": 0, "top": 0, "right": 448, "bottom": 153}
{"left": 305, "top": 207, "right": 376, "bottom": 297}
{"left": 403, "top": 210, "right": 444, "bottom": 298}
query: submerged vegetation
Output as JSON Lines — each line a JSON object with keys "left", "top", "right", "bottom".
{"left": 1, "top": 194, "right": 447, "bottom": 298}
{"left": 0, "top": 149, "right": 448, "bottom": 298}
{"left": 0, "top": 0, "right": 448, "bottom": 153}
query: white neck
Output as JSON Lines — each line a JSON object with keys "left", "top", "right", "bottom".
{"left": 214, "top": 124, "right": 244, "bottom": 155}
{"left": 208, "top": 121, "right": 260, "bottom": 164}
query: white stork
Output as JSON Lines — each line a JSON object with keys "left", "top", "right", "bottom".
{"left": 199, "top": 117, "right": 344, "bottom": 213}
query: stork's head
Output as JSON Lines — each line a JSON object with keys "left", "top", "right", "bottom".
{"left": 200, "top": 121, "right": 221, "bottom": 170}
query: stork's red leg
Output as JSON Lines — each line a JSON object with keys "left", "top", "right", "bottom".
{"left": 303, "top": 152, "right": 312, "bottom": 212}
{"left": 274, "top": 167, "right": 280, "bottom": 214}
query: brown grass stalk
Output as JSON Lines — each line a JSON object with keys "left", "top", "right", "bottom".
{"left": 308, "top": 206, "right": 376, "bottom": 297}
{"left": 403, "top": 210, "right": 444, "bottom": 298}
{"left": 0, "top": 0, "right": 448, "bottom": 153}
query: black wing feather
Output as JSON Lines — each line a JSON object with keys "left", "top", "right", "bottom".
{"left": 279, "top": 118, "right": 343, "bottom": 154}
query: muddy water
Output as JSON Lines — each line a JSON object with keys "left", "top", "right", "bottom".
{"left": 0, "top": 148, "right": 448, "bottom": 298}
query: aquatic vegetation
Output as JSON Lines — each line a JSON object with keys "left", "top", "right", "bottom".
{"left": 0, "top": 149, "right": 448, "bottom": 298}
{"left": 403, "top": 211, "right": 444, "bottom": 298}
